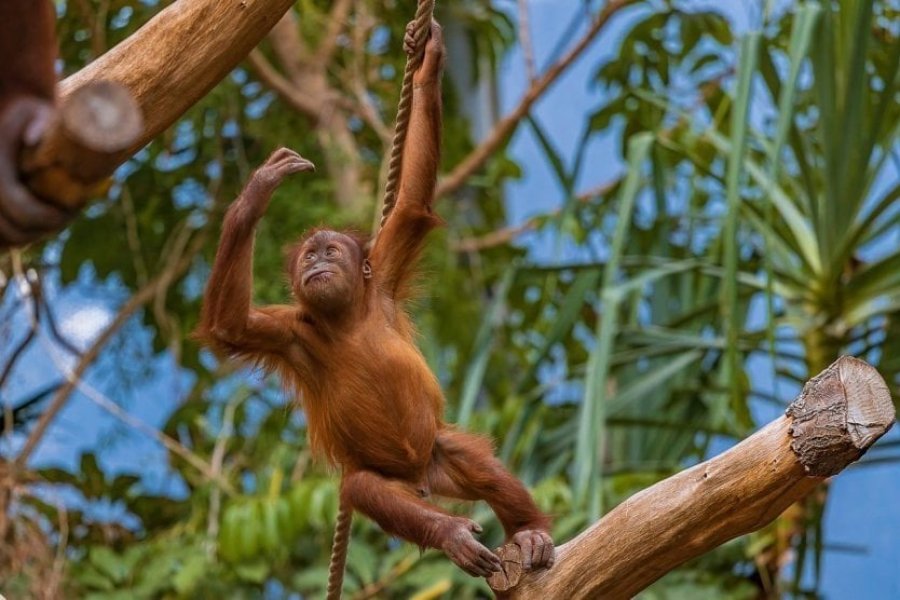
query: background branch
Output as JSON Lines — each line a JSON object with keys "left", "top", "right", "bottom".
{"left": 317, "top": 0, "right": 354, "bottom": 64}
{"left": 451, "top": 180, "right": 618, "bottom": 252}
{"left": 436, "top": 0, "right": 634, "bottom": 200}
{"left": 14, "top": 231, "right": 208, "bottom": 469}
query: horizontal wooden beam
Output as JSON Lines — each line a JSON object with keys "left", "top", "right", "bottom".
{"left": 489, "top": 356, "right": 895, "bottom": 599}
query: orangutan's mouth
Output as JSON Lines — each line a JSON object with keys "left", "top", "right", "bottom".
{"left": 304, "top": 270, "right": 334, "bottom": 285}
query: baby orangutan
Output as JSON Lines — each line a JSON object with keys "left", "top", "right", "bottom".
{"left": 197, "top": 22, "right": 553, "bottom": 577}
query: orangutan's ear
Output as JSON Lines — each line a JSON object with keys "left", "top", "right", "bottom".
{"left": 362, "top": 259, "right": 373, "bottom": 280}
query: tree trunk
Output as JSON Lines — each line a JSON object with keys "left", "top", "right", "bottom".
{"left": 488, "top": 356, "right": 895, "bottom": 599}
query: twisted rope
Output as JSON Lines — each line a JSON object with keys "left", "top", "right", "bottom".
{"left": 325, "top": 495, "right": 353, "bottom": 600}
{"left": 327, "top": 6, "right": 436, "bottom": 598}
{"left": 377, "top": 0, "right": 437, "bottom": 231}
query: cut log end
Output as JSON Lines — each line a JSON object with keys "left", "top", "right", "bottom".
{"left": 21, "top": 80, "right": 143, "bottom": 209}
{"left": 786, "top": 356, "right": 895, "bottom": 477}
{"left": 487, "top": 542, "right": 561, "bottom": 595}
{"left": 61, "top": 81, "right": 144, "bottom": 153}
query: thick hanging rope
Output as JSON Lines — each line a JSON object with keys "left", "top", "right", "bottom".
{"left": 326, "top": 10, "right": 437, "bottom": 598}
{"left": 325, "top": 495, "right": 353, "bottom": 600}
{"left": 377, "top": 0, "right": 437, "bottom": 233}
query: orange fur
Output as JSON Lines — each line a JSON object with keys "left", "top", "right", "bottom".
{"left": 196, "top": 23, "right": 552, "bottom": 577}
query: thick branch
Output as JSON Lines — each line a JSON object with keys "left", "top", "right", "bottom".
{"left": 490, "top": 356, "right": 895, "bottom": 599}
{"left": 58, "top": 0, "right": 296, "bottom": 171}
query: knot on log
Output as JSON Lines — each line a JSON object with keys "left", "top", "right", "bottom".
{"left": 786, "top": 356, "right": 895, "bottom": 477}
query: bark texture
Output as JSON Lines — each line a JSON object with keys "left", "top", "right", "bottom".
{"left": 488, "top": 356, "right": 895, "bottom": 599}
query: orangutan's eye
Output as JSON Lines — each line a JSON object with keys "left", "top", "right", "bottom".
{"left": 325, "top": 246, "right": 340, "bottom": 258}
{"left": 304, "top": 251, "right": 316, "bottom": 261}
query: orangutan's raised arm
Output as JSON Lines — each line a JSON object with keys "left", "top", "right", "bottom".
{"left": 197, "top": 148, "right": 314, "bottom": 358}
{"left": 368, "top": 21, "right": 445, "bottom": 301}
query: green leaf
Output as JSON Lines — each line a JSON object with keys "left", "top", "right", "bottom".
{"left": 172, "top": 553, "right": 208, "bottom": 595}
{"left": 761, "top": 3, "right": 821, "bottom": 366}
{"left": 260, "top": 498, "right": 282, "bottom": 553}
{"left": 88, "top": 546, "right": 128, "bottom": 584}
{"left": 75, "top": 566, "right": 115, "bottom": 592}
{"left": 574, "top": 132, "right": 654, "bottom": 519}
{"left": 456, "top": 264, "right": 517, "bottom": 427}
{"left": 608, "top": 350, "right": 704, "bottom": 415}
{"left": 218, "top": 501, "right": 245, "bottom": 563}
{"left": 234, "top": 559, "right": 270, "bottom": 584}
{"left": 80, "top": 453, "right": 107, "bottom": 500}
{"left": 721, "top": 33, "right": 758, "bottom": 429}
{"left": 347, "top": 541, "right": 379, "bottom": 586}
{"left": 134, "top": 546, "right": 177, "bottom": 593}
{"left": 293, "top": 566, "right": 331, "bottom": 591}
{"left": 238, "top": 501, "right": 262, "bottom": 559}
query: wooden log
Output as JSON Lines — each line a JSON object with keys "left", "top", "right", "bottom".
{"left": 13, "top": 0, "right": 295, "bottom": 210}
{"left": 21, "top": 81, "right": 143, "bottom": 209}
{"left": 58, "top": 0, "right": 297, "bottom": 166}
{"left": 489, "top": 356, "right": 895, "bottom": 599}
